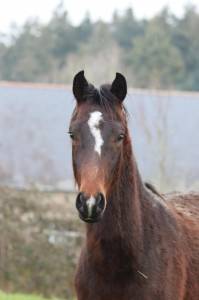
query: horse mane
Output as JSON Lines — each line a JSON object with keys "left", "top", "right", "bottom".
{"left": 145, "top": 182, "right": 165, "bottom": 200}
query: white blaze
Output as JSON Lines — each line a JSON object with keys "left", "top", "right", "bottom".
{"left": 88, "top": 111, "right": 104, "bottom": 156}
{"left": 87, "top": 196, "right": 96, "bottom": 217}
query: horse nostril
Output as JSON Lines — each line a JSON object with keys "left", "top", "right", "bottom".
{"left": 96, "top": 193, "right": 105, "bottom": 211}
{"left": 76, "top": 192, "right": 85, "bottom": 211}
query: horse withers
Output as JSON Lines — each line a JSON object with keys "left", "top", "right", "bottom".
{"left": 68, "top": 71, "right": 199, "bottom": 300}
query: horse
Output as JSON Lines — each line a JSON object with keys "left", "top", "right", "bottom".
{"left": 68, "top": 70, "right": 199, "bottom": 300}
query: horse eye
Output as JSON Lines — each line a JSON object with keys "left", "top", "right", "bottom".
{"left": 117, "top": 133, "right": 125, "bottom": 141}
{"left": 68, "top": 131, "right": 75, "bottom": 140}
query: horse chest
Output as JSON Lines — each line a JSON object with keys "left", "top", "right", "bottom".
{"left": 76, "top": 257, "right": 149, "bottom": 300}
{"left": 76, "top": 270, "right": 173, "bottom": 300}
{"left": 77, "top": 271, "right": 160, "bottom": 300}
{"left": 76, "top": 253, "right": 180, "bottom": 300}
{"left": 82, "top": 271, "right": 143, "bottom": 300}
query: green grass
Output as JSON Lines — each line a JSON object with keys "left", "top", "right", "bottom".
{"left": 0, "top": 291, "right": 65, "bottom": 300}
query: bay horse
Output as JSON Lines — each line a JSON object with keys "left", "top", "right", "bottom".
{"left": 68, "top": 71, "right": 199, "bottom": 300}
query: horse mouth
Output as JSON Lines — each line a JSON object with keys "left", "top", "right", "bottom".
{"left": 79, "top": 214, "right": 102, "bottom": 223}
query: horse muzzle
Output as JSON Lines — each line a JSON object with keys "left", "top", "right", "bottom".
{"left": 76, "top": 192, "right": 106, "bottom": 223}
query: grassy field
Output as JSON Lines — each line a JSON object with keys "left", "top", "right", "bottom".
{"left": 0, "top": 291, "right": 72, "bottom": 300}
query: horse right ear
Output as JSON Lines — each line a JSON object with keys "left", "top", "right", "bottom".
{"left": 73, "top": 70, "right": 89, "bottom": 103}
{"left": 110, "top": 72, "right": 127, "bottom": 103}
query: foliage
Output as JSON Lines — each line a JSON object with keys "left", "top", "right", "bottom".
{"left": 0, "top": 188, "right": 81, "bottom": 299}
{"left": 127, "top": 15, "right": 184, "bottom": 89}
{"left": 112, "top": 8, "right": 144, "bottom": 49}
{"left": 172, "top": 5, "right": 199, "bottom": 90}
{"left": 0, "top": 4, "right": 199, "bottom": 90}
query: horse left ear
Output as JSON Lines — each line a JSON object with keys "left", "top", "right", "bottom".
{"left": 73, "top": 70, "right": 89, "bottom": 103}
{"left": 110, "top": 72, "right": 127, "bottom": 102}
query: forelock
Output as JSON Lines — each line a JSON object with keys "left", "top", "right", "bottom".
{"left": 82, "top": 83, "right": 127, "bottom": 117}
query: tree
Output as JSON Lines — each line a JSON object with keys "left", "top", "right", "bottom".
{"left": 75, "top": 13, "right": 93, "bottom": 44}
{"left": 172, "top": 5, "right": 199, "bottom": 90}
{"left": 112, "top": 8, "right": 144, "bottom": 49}
{"left": 2, "top": 20, "right": 52, "bottom": 82}
{"left": 127, "top": 15, "right": 184, "bottom": 89}
{"left": 42, "top": 3, "right": 77, "bottom": 62}
{"left": 63, "top": 21, "right": 122, "bottom": 84}
{"left": 0, "top": 43, "right": 7, "bottom": 80}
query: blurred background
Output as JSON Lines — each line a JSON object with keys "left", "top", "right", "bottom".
{"left": 0, "top": 0, "right": 199, "bottom": 299}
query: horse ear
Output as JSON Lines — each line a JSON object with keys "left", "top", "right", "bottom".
{"left": 110, "top": 72, "right": 127, "bottom": 102}
{"left": 73, "top": 70, "right": 89, "bottom": 103}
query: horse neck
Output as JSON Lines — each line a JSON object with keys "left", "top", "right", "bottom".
{"left": 86, "top": 138, "right": 146, "bottom": 265}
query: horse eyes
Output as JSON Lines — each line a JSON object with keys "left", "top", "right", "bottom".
{"left": 68, "top": 131, "right": 75, "bottom": 140}
{"left": 68, "top": 130, "right": 124, "bottom": 142}
{"left": 117, "top": 133, "right": 125, "bottom": 141}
